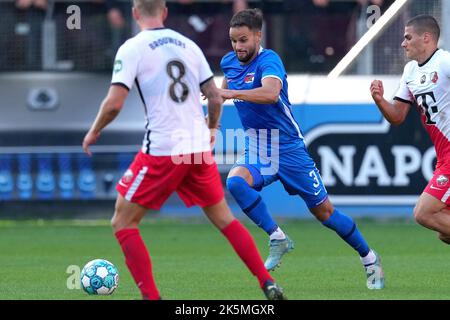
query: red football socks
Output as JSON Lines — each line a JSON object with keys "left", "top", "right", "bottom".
{"left": 221, "top": 219, "right": 274, "bottom": 287}
{"left": 115, "top": 228, "right": 160, "bottom": 300}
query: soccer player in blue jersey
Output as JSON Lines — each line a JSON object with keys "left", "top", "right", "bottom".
{"left": 218, "top": 8, "right": 385, "bottom": 289}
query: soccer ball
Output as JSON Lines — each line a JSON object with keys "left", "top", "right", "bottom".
{"left": 80, "top": 259, "right": 119, "bottom": 295}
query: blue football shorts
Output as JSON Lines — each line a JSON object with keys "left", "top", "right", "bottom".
{"left": 233, "top": 144, "right": 328, "bottom": 209}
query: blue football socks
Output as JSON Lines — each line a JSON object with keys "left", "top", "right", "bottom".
{"left": 226, "top": 176, "right": 278, "bottom": 235}
{"left": 322, "top": 209, "right": 370, "bottom": 257}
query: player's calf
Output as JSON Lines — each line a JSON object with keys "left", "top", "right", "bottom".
{"left": 438, "top": 233, "right": 450, "bottom": 244}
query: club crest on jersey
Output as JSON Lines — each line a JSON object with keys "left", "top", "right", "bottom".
{"left": 420, "top": 74, "right": 426, "bottom": 84}
{"left": 244, "top": 73, "right": 255, "bottom": 84}
{"left": 430, "top": 71, "right": 438, "bottom": 83}
{"left": 122, "top": 169, "right": 134, "bottom": 184}
{"left": 437, "top": 175, "right": 449, "bottom": 187}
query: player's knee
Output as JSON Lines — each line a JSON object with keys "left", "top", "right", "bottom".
{"left": 202, "top": 199, "right": 234, "bottom": 230}
{"left": 310, "top": 199, "right": 334, "bottom": 222}
{"left": 226, "top": 176, "right": 250, "bottom": 196}
{"left": 111, "top": 212, "right": 122, "bottom": 232}
{"left": 111, "top": 206, "right": 129, "bottom": 232}
{"left": 413, "top": 206, "right": 429, "bottom": 227}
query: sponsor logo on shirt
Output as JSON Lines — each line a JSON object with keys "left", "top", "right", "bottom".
{"left": 420, "top": 74, "right": 426, "bottom": 84}
{"left": 244, "top": 73, "right": 255, "bottom": 84}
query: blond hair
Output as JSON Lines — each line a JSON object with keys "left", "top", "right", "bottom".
{"left": 133, "top": 0, "right": 166, "bottom": 17}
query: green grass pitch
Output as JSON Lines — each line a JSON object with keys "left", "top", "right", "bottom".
{"left": 0, "top": 217, "right": 449, "bottom": 300}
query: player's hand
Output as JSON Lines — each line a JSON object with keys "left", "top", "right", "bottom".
{"left": 370, "top": 80, "right": 385, "bottom": 103}
{"left": 218, "top": 88, "right": 235, "bottom": 101}
{"left": 82, "top": 130, "right": 100, "bottom": 157}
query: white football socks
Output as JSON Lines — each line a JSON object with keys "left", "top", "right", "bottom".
{"left": 269, "top": 227, "right": 286, "bottom": 241}
{"left": 361, "top": 250, "right": 377, "bottom": 266}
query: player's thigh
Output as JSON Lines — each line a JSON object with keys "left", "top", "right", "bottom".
{"left": 116, "top": 151, "right": 188, "bottom": 211}
{"left": 112, "top": 194, "right": 148, "bottom": 230}
{"left": 202, "top": 198, "right": 235, "bottom": 230}
{"left": 228, "top": 166, "right": 254, "bottom": 186}
{"left": 278, "top": 146, "right": 328, "bottom": 209}
{"left": 414, "top": 192, "right": 447, "bottom": 219}
{"left": 177, "top": 152, "right": 225, "bottom": 208}
{"left": 420, "top": 170, "right": 450, "bottom": 211}
{"left": 415, "top": 170, "right": 450, "bottom": 219}
{"left": 229, "top": 152, "right": 278, "bottom": 190}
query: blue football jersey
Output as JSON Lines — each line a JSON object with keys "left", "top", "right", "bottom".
{"left": 221, "top": 48, "right": 304, "bottom": 153}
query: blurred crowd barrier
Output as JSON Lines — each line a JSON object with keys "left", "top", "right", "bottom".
{"left": 1, "top": 0, "right": 446, "bottom": 75}
{"left": 6, "top": 0, "right": 441, "bottom": 74}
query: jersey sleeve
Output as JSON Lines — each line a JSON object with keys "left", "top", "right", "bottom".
{"left": 111, "top": 41, "right": 140, "bottom": 90}
{"left": 442, "top": 51, "right": 450, "bottom": 78}
{"left": 259, "top": 51, "right": 285, "bottom": 86}
{"left": 393, "top": 63, "right": 414, "bottom": 104}
{"left": 194, "top": 44, "right": 214, "bottom": 86}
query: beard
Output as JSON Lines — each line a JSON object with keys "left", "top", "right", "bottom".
{"left": 236, "top": 47, "right": 256, "bottom": 63}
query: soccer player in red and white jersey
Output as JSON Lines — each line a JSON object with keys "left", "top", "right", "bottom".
{"left": 371, "top": 15, "right": 450, "bottom": 244}
{"left": 82, "top": 0, "right": 286, "bottom": 300}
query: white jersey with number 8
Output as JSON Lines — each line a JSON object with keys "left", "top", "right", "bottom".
{"left": 111, "top": 28, "right": 213, "bottom": 156}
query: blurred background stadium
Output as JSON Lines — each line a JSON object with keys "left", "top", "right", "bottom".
{"left": 0, "top": 0, "right": 448, "bottom": 219}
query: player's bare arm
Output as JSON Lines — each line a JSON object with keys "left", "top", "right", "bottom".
{"left": 219, "top": 77, "right": 281, "bottom": 104}
{"left": 221, "top": 77, "right": 228, "bottom": 90}
{"left": 370, "top": 79, "right": 411, "bottom": 126}
{"left": 201, "top": 78, "right": 223, "bottom": 148}
{"left": 201, "top": 78, "right": 223, "bottom": 130}
{"left": 82, "top": 85, "right": 129, "bottom": 156}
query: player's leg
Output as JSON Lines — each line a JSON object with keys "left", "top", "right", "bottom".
{"left": 309, "top": 198, "right": 384, "bottom": 289}
{"left": 202, "top": 199, "right": 285, "bottom": 299}
{"left": 413, "top": 171, "right": 450, "bottom": 244}
{"left": 177, "top": 152, "right": 286, "bottom": 299}
{"left": 226, "top": 165, "right": 294, "bottom": 271}
{"left": 310, "top": 198, "right": 373, "bottom": 262}
{"left": 226, "top": 166, "right": 279, "bottom": 236}
{"left": 112, "top": 195, "right": 160, "bottom": 300}
{"left": 279, "top": 146, "right": 384, "bottom": 289}
{"left": 438, "top": 232, "right": 450, "bottom": 244}
{"left": 414, "top": 194, "right": 450, "bottom": 239}
{"left": 113, "top": 152, "right": 185, "bottom": 300}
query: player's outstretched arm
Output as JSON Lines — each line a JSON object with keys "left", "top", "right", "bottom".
{"left": 370, "top": 80, "right": 411, "bottom": 126}
{"left": 82, "top": 85, "right": 129, "bottom": 156}
{"left": 221, "top": 77, "right": 228, "bottom": 90}
{"left": 201, "top": 78, "right": 223, "bottom": 130}
{"left": 219, "top": 77, "right": 281, "bottom": 104}
{"left": 201, "top": 78, "right": 223, "bottom": 149}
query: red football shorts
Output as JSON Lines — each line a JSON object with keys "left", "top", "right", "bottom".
{"left": 116, "top": 151, "right": 224, "bottom": 210}
{"left": 424, "top": 167, "right": 450, "bottom": 205}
